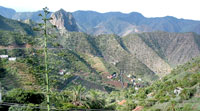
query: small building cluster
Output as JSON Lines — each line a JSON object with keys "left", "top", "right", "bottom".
{"left": 127, "top": 74, "right": 144, "bottom": 90}
{"left": 0, "top": 55, "right": 16, "bottom": 61}
{"left": 106, "top": 71, "right": 145, "bottom": 90}
{"left": 59, "top": 69, "right": 70, "bottom": 75}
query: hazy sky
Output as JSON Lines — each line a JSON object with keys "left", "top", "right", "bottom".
{"left": 0, "top": 0, "right": 200, "bottom": 20}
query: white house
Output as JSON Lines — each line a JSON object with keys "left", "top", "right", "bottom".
{"left": 66, "top": 72, "right": 70, "bottom": 75}
{"left": 8, "top": 57, "right": 16, "bottom": 61}
{"left": 131, "top": 79, "right": 134, "bottom": 82}
{"left": 174, "top": 87, "right": 183, "bottom": 95}
{"left": 0, "top": 55, "right": 8, "bottom": 58}
{"left": 135, "top": 87, "right": 139, "bottom": 90}
{"left": 127, "top": 74, "right": 131, "bottom": 78}
{"left": 59, "top": 69, "right": 66, "bottom": 75}
{"left": 147, "top": 92, "right": 154, "bottom": 98}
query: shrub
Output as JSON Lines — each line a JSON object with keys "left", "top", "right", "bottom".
{"left": 180, "top": 88, "right": 196, "bottom": 100}
{"left": 145, "top": 99, "right": 157, "bottom": 107}
{"left": 60, "top": 103, "right": 86, "bottom": 110}
{"left": 3, "top": 88, "right": 45, "bottom": 104}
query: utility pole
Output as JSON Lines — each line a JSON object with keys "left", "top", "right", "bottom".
{"left": 120, "top": 69, "right": 124, "bottom": 88}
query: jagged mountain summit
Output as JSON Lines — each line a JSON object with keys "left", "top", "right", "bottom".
{"left": 50, "top": 9, "right": 79, "bottom": 33}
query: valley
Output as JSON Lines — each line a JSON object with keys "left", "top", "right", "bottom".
{"left": 0, "top": 6, "right": 199, "bottom": 111}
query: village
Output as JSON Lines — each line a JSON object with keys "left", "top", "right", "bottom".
{"left": 106, "top": 71, "right": 145, "bottom": 91}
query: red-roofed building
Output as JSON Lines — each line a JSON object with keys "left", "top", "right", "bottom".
{"left": 132, "top": 106, "right": 143, "bottom": 111}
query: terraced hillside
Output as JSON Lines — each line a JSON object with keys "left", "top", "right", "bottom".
{"left": 1, "top": 15, "right": 200, "bottom": 91}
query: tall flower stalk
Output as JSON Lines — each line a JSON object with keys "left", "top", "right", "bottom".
{"left": 34, "top": 7, "right": 55, "bottom": 111}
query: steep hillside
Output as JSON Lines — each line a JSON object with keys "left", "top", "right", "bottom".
{"left": 57, "top": 32, "right": 102, "bottom": 56}
{"left": 122, "top": 34, "right": 172, "bottom": 75}
{"left": 137, "top": 32, "right": 200, "bottom": 66}
{"left": 0, "top": 15, "right": 34, "bottom": 35}
{"left": 0, "top": 6, "right": 16, "bottom": 18}
{"left": 106, "top": 56, "right": 200, "bottom": 111}
{"left": 47, "top": 31, "right": 200, "bottom": 78}
{"left": 93, "top": 34, "right": 156, "bottom": 77}
{"left": 0, "top": 60, "right": 40, "bottom": 90}
{"left": 0, "top": 12, "right": 199, "bottom": 91}
{"left": 57, "top": 32, "right": 158, "bottom": 81}
{"left": 0, "top": 30, "right": 34, "bottom": 46}
{"left": 134, "top": 56, "right": 200, "bottom": 111}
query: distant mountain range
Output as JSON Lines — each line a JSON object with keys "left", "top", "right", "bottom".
{"left": 1, "top": 6, "right": 200, "bottom": 36}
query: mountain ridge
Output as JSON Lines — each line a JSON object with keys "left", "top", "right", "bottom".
{"left": 1, "top": 6, "right": 200, "bottom": 36}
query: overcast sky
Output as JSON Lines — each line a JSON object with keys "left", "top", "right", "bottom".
{"left": 0, "top": 0, "right": 200, "bottom": 20}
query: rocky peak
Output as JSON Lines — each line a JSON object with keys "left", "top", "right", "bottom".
{"left": 50, "top": 9, "right": 79, "bottom": 32}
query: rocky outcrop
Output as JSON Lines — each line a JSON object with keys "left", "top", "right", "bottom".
{"left": 50, "top": 9, "right": 79, "bottom": 33}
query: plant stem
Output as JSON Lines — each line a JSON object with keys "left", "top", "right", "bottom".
{"left": 44, "top": 11, "right": 50, "bottom": 111}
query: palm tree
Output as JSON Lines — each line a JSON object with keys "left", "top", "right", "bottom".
{"left": 89, "top": 90, "right": 98, "bottom": 100}
{"left": 71, "top": 85, "right": 86, "bottom": 105}
{"left": 84, "top": 90, "right": 105, "bottom": 109}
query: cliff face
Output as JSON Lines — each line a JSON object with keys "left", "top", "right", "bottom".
{"left": 50, "top": 9, "right": 79, "bottom": 33}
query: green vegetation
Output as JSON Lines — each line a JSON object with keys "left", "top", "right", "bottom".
{"left": 0, "top": 7, "right": 200, "bottom": 111}
{"left": 0, "top": 30, "right": 34, "bottom": 46}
